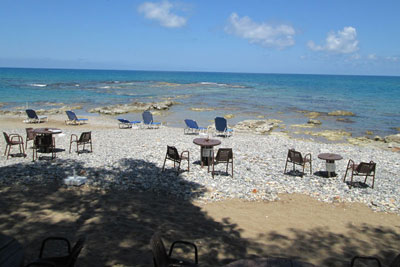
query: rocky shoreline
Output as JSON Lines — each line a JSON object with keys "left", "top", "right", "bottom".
{"left": 0, "top": 121, "right": 399, "bottom": 215}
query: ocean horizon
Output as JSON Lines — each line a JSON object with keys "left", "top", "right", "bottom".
{"left": 1, "top": 67, "right": 399, "bottom": 138}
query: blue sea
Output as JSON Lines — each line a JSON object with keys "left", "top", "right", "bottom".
{"left": 1, "top": 67, "right": 399, "bottom": 137}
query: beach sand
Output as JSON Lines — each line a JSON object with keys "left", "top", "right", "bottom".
{"left": 0, "top": 115, "right": 399, "bottom": 266}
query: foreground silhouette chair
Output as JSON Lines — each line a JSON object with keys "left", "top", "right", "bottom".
{"left": 284, "top": 149, "right": 312, "bottom": 176}
{"left": 208, "top": 148, "right": 233, "bottom": 178}
{"left": 351, "top": 253, "right": 400, "bottom": 267}
{"left": 162, "top": 146, "right": 189, "bottom": 175}
{"left": 213, "top": 117, "right": 233, "bottom": 137}
{"left": 150, "top": 232, "right": 198, "bottom": 267}
{"left": 117, "top": 118, "right": 141, "bottom": 129}
{"left": 33, "top": 135, "right": 56, "bottom": 161}
{"left": 3, "top": 132, "right": 26, "bottom": 159}
{"left": 184, "top": 119, "right": 206, "bottom": 135}
{"left": 25, "top": 109, "right": 48, "bottom": 123}
{"left": 65, "top": 111, "right": 88, "bottom": 125}
{"left": 343, "top": 159, "right": 377, "bottom": 188}
{"left": 29, "top": 236, "right": 86, "bottom": 267}
{"left": 142, "top": 111, "right": 161, "bottom": 129}
{"left": 69, "top": 132, "right": 92, "bottom": 154}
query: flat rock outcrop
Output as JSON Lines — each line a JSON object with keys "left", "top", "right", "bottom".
{"left": 328, "top": 110, "right": 355, "bottom": 116}
{"left": 89, "top": 101, "right": 175, "bottom": 115}
{"left": 385, "top": 134, "right": 400, "bottom": 143}
{"left": 234, "top": 119, "right": 281, "bottom": 134}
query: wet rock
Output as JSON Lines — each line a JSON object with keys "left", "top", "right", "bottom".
{"left": 374, "top": 136, "right": 384, "bottom": 142}
{"left": 224, "top": 114, "right": 235, "bottom": 119}
{"left": 307, "top": 119, "right": 322, "bottom": 125}
{"left": 89, "top": 101, "right": 175, "bottom": 115}
{"left": 234, "top": 119, "right": 281, "bottom": 134}
{"left": 328, "top": 110, "right": 355, "bottom": 116}
{"left": 347, "top": 137, "right": 372, "bottom": 146}
{"left": 306, "top": 112, "right": 322, "bottom": 119}
{"left": 190, "top": 107, "right": 215, "bottom": 112}
{"left": 384, "top": 134, "right": 400, "bottom": 143}
{"left": 336, "top": 118, "right": 355, "bottom": 123}
{"left": 365, "top": 131, "right": 373, "bottom": 135}
{"left": 303, "top": 130, "right": 352, "bottom": 141}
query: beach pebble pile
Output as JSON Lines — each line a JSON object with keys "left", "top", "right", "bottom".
{"left": 1, "top": 126, "right": 399, "bottom": 214}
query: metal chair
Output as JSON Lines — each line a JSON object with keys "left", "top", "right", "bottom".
{"left": 351, "top": 253, "right": 400, "bottom": 267}
{"left": 162, "top": 146, "right": 189, "bottom": 175}
{"left": 208, "top": 148, "right": 233, "bottom": 178}
{"left": 283, "top": 149, "right": 312, "bottom": 176}
{"left": 26, "top": 128, "right": 36, "bottom": 149}
{"left": 69, "top": 132, "right": 92, "bottom": 154}
{"left": 3, "top": 132, "right": 26, "bottom": 159}
{"left": 150, "top": 232, "right": 198, "bottom": 267}
{"left": 29, "top": 236, "right": 86, "bottom": 267}
{"left": 343, "top": 159, "right": 376, "bottom": 188}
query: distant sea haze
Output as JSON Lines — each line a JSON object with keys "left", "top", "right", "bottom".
{"left": 0, "top": 67, "right": 399, "bottom": 137}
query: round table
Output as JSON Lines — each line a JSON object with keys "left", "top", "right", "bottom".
{"left": 224, "top": 257, "right": 316, "bottom": 267}
{"left": 0, "top": 233, "right": 24, "bottom": 267}
{"left": 193, "top": 138, "right": 221, "bottom": 167}
{"left": 32, "top": 128, "right": 62, "bottom": 157}
{"left": 318, "top": 153, "right": 343, "bottom": 177}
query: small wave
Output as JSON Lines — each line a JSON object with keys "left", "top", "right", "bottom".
{"left": 99, "top": 86, "right": 111, "bottom": 89}
{"left": 30, "top": 83, "right": 47, "bottom": 87}
{"left": 199, "top": 82, "right": 247, "bottom": 88}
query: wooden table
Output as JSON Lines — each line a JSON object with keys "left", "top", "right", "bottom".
{"left": 193, "top": 138, "right": 221, "bottom": 167}
{"left": 224, "top": 257, "right": 315, "bottom": 267}
{"left": 0, "top": 233, "right": 24, "bottom": 267}
{"left": 318, "top": 153, "right": 343, "bottom": 177}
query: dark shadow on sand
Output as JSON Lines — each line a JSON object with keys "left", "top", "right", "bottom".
{"left": 0, "top": 158, "right": 398, "bottom": 266}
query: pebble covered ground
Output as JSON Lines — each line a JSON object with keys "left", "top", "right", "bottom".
{"left": 1, "top": 125, "right": 399, "bottom": 215}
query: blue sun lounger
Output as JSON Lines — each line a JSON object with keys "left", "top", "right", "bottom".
{"left": 142, "top": 111, "right": 161, "bottom": 129}
{"left": 118, "top": 118, "right": 141, "bottom": 129}
{"left": 25, "top": 109, "right": 48, "bottom": 123}
{"left": 65, "top": 110, "right": 88, "bottom": 125}
{"left": 214, "top": 117, "right": 233, "bottom": 137}
{"left": 184, "top": 119, "right": 207, "bottom": 134}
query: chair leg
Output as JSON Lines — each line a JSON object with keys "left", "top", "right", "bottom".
{"left": 7, "top": 145, "right": 11, "bottom": 159}
{"left": 350, "top": 172, "right": 354, "bottom": 188}
{"left": 231, "top": 161, "right": 234, "bottom": 178}
{"left": 69, "top": 141, "right": 72, "bottom": 153}
{"left": 90, "top": 141, "right": 93, "bottom": 152}
{"left": 284, "top": 159, "right": 288, "bottom": 174}
{"left": 177, "top": 161, "right": 181, "bottom": 175}
{"left": 4, "top": 144, "right": 8, "bottom": 156}
{"left": 212, "top": 161, "right": 215, "bottom": 178}
{"left": 371, "top": 174, "right": 375, "bottom": 189}
{"left": 226, "top": 161, "right": 229, "bottom": 174}
{"left": 162, "top": 155, "right": 167, "bottom": 172}
{"left": 309, "top": 160, "right": 312, "bottom": 174}
{"left": 21, "top": 143, "right": 26, "bottom": 157}
{"left": 343, "top": 167, "right": 349, "bottom": 182}
{"left": 187, "top": 154, "right": 190, "bottom": 172}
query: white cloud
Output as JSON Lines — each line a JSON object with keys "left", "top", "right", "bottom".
{"left": 368, "top": 54, "right": 377, "bottom": 60}
{"left": 138, "top": 1, "right": 186, "bottom": 28}
{"left": 225, "top": 13, "right": 296, "bottom": 49}
{"left": 386, "top": 56, "right": 399, "bottom": 62}
{"left": 350, "top": 53, "right": 361, "bottom": 60}
{"left": 308, "top": 26, "right": 359, "bottom": 54}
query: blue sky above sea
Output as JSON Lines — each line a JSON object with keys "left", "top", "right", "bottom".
{"left": 0, "top": 0, "right": 399, "bottom": 76}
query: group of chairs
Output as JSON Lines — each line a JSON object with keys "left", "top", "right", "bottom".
{"left": 184, "top": 117, "right": 233, "bottom": 137}
{"left": 25, "top": 109, "right": 88, "bottom": 126}
{"left": 23, "top": 232, "right": 400, "bottom": 267}
{"left": 118, "top": 111, "right": 161, "bottom": 129}
{"left": 3, "top": 129, "right": 93, "bottom": 160}
{"left": 162, "top": 146, "right": 234, "bottom": 178}
{"left": 284, "top": 148, "right": 377, "bottom": 189}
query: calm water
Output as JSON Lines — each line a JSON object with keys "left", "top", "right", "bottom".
{"left": 1, "top": 67, "right": 399, "bottom": 137}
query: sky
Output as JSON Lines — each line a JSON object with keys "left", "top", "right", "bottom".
{"left": 0, "top": 0, "right": 399, "bottom": 76}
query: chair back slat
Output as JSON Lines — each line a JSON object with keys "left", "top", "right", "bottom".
{"left": 288, "top": 149, "right": 303, "bottom": 164}
{"left": 142, "top": 111, "right": 153, "bottom": 124}
{"left": 3, "top": 132, "right": 11, "bottom": 144}
{"left": 185, "top": 119, "right": 198, "bottom": 129}
{"left": 79, "top": 132, "right": 91, "bottom": 142}
{"left": 216, "top": 148, "right": 233, "bottom": 162}
{"left": 356, "top": 162, "right": 375, "bottom": 174}
{"left": 26, "top": 128, "right": 35, "bottom": 140}
{"left": 167, "top": 146, "right": 180, "bottom": 160}
{"left": 26, "top": 109, "right": 39, "bottom": 119}
{"left": 66, "top": 111, "right": 77, "bottom": 121}
{"left": 150, "top": 233, "right": 169, "bottom": 267}
{"left": 215, "top": 117, "right": 227, "bottom": 132}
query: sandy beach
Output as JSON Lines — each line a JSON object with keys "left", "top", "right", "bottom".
{"left": 1, "top": 114, "right": 399, "bottom": 266}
